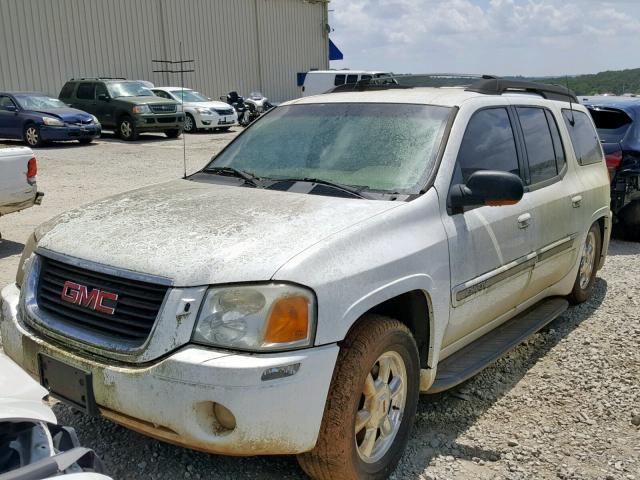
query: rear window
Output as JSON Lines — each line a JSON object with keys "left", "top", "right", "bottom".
{"left": 59, "top": 82, "right": 75, "bottom": 99}
{"left": 562, "top": 110, "right": 603, "bottom": 166}
{"left": 586, "top": 107, "right": 633, "bottom": 143}
{"left": 76, "top": 83, "right": 95, "bottom": 100}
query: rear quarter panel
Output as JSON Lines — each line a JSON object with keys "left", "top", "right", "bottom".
{"left": 0, "top": 147, "right": 36, "bottom": 212}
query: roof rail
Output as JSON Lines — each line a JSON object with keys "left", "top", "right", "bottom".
{"left": 69, "top": 77, "right": 127, "bottom": 81}
{"left": 465, "top": 76, "right": 578, "bottom": 103}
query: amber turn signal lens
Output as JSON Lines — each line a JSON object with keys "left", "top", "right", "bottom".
{"left": 264, "top": 296, "right": 309, "bottom": 344}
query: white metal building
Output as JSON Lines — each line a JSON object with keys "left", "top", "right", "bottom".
{"left": 0, "top": 0, "right": 330, "bottom": 101}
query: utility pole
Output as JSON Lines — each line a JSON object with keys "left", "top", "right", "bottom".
{"left": 152, "top": 43, "right": 195, "bottom": 179}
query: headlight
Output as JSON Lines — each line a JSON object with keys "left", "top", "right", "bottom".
{"left": 176, "top": 104, "right": 183, "bottom": 113}
{"left": 192, "top": 284, "right": 316, "bottom": 351}
{"left": 195, "top": 107, "right": 210, "bottom": 114}
{"left": 16, "top": 232, "right": 38, "bottom": 287}
{"left": 90, "top": 115, "right": 99, "bottom": 124}
{"left": 42, "top": 116, "right": 63, "bottom": 126}
{"left": 132, "top": 104, "right": 151, "bottom": 114}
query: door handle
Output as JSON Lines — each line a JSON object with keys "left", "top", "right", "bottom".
{"left": 517, "top": 213, "right": 532, "bottom": 229}
{"left": 571, "top": 195, "right": 583, "bottom": 208}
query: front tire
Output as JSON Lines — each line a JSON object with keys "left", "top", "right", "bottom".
{"left": 24, "top": 124, "right": 43, "bottom": 147}
{"left": 165, "top": 129, "right": 182, "bottom": 139}
{"left": 297, "top": 315, "right": 419, "bottom": 480}
{"left": 568, "top": 223, "right": 601, "bottom": 304}
{"left": 117, "top": 116, "right": 138, "bottom": 141}
{"left": 183, "top": 114, "right": 196, "bottom": 133}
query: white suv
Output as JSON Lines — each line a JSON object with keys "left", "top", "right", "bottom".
{"left": 1, "top": 78, "right": 611, "bottom": 480}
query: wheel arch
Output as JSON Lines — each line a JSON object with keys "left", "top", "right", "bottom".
{"left": 590, "top": 208, "right": 611, "bottom": 270}
{"left": 341, "top": 289, "right": 434, "bottom": 369}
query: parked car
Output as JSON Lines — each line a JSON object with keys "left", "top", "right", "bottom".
{"left": 0, "top": 92, "right": 101, "bottom": 147}
{"left": 59, "top": 78, "right": 184, "bottom": 141}
{"left": 0, "top": 353, "right": 111, "bottom": 479}
{"left": 300, "top": 70, "right": 394, "bottom": 96}
{"left": 0, "top": 147, "right": 43, "bottom": 233}
{"left": 2, "top": 78, "right": 611, "bottom": 480}
{"left": 582, "top": 96, "right": 640, "bottom": 239}
{"left": 152, "top": 87, "right": 237, "bottom": 133}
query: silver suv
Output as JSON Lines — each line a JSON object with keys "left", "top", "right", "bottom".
{"left": 1, "top": 78, "right": 611, "bottom": 480}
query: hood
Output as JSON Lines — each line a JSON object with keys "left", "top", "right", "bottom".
{"left": 184, "top": 100, "right": 234, "bottom": 110}
{"left": 116, "top": 95, "right": 178, "bottom": 105}
{"left": 0, "top": 354, "right": 57, "bottom": 424}
{"left": 32, "top": 107, "right": 94, "bottom": 123}
{"left": 37, "top": 180, "right": 400, "bottom": 286}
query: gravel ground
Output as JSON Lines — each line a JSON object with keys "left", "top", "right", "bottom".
{"left": 1, "top": 133, "right": 639, "bottom": 480}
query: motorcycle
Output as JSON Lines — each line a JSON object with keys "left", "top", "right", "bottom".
{"left": 221, "top": 91, "right": 256, "bottom": 127}
{"left": 244, "top": 91, "right": 274, "bottom": 115}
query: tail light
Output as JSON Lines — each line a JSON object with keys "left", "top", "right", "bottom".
{"left": 27, "top": 157, "right": 37, "bottom": 183}
{"left": 605, "top": 150, "right": 622, "bottom": 180}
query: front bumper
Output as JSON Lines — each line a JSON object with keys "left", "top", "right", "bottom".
{"left": 135, "top": 114, "right": 184, "bottom": 131}
{"left": 0, "top": 283, "right": 338, "bottom": 455}
{"left": 194, "top": 112, "right": 238, "bottom": 128}
{"left": 39, "top": 125, "right": 101, "bottom": 141}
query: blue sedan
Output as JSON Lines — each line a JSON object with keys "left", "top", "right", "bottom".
{"left": 0, "top": 92, "right": 101, "bottom": 147}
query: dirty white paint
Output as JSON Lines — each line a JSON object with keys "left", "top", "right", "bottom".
{"left": 0, "top": 147, "right": 38, "bottom": 216}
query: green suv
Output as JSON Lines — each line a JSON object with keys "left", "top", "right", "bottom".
{"left": 59, "top": 78, "right": 184, "bottom": 140}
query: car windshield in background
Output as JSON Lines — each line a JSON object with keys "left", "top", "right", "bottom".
{"left": 15, "top": 95, "right": 67, "bottom": 110}
{"left": 173, "top": 90, "right": 209, "bottom": 102}
{"left": 207, "top": 103, "right": 452, "bottom": 193}
{"left": 107, "top": 82, "right": 154, "bottom": 98}
{"left": 586, "top": 106, "right": 634, "bottom": 143}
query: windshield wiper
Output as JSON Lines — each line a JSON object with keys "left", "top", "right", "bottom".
{"left": 202, "top": 166, "right": 262, "bottom": 187}
{"left": 270, "top": 177, "right": 370, "bottom": 199}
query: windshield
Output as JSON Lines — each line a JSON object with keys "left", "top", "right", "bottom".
{"left": 250, "top": 92, "right": 263, "bottom": 99}
{"left": 107, "top": 82, "right": 154, "bottom": 98}
{"left": 206, "top": 103, "right": 452, "bottom": 193}
{"left": 15, "top": 95, "right": 67, "bottom": 110}
{"left": 172, "top": 89, "right": 209, "bottom": 102}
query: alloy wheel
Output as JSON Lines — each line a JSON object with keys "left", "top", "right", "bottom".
{"left": 579, "top": 231, "right": 597, "bottom": 290}
{"left": 184, "top": 115, "right": 194, "bottom": 132}
{"left": 120, "top": 120, "right": 132, "bottom": 139}
{"left": 355, "top": 350, "right": 407, "bottom": 464}
{"left": 25, "top": 126, "right": 39, "bottom": 146}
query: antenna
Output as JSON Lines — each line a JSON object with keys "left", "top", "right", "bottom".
{"left": 152, "top": 45, "right": 195, "bottom": 179}
{"left": 565, "top": 76, "right": 576, "bottom": 126}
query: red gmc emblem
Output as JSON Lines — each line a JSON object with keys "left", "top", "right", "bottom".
{"left": 60, "top": 281, "right": 119, "bottom": 315}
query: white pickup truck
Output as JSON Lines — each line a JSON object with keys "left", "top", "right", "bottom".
{"left": 0, "top": 147, "right": 43, "bottom": 232}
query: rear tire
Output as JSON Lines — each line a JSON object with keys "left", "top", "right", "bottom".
{"left": 619, "top": 201, "right": 640, "bottom": 241}
{"left": 165, "top": 129, "right": 182, "bottom": 139}
{"left": 567, "top": 223, "right": 601, "bottom": 304}
{"left": 297, "top": 315, "right": 419, "bottom": 480}
{"left": 117, "top": 116, "right": 138, "bottom": 141}
{"left": 24, "top": 124, "right": 43, "bottom": 147}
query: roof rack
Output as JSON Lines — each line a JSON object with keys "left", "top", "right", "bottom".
{"left": 465, "top": 76, "right": 578, "bottom": 103}
{"left": 70, "top": 77, "right": 127, "bottom": 81}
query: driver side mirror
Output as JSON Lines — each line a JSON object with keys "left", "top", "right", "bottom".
{"left": 97, "top": 94, "right": 110, "bottom": 102}
{"left": 449, "top": 170, "right": 524, "bottom": 213}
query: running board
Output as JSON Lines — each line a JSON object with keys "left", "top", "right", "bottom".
{"left": 427, "top": 297, "right": 569, "bottom": 394}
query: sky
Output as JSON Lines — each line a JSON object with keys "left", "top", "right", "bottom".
{"left": 328, "top": 0, "right": 640, "bottom": 77}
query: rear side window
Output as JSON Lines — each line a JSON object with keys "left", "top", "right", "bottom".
{"left": 562, "top": 110, "right": 603, "bottom": 165}
{"left": 59, "top": 82, "right": 75, "bottom": 99}
{"left": 361, "top": 75, "right": 372, "bottom": 81}
{"left": 453, "top": 108, "right": 520, "bottom": 184}
{"left": 76, "top": 83, "right": 95, "bottom": 100}
{"left": 587, "top": 107, "right": 633, "bottom": 143}
{"left": 346, "top": 74, "right": 358, "bottom": 84}
{"left": 334, "top": 74, "right": 346, "bottom": 86}
{"left": 516, "top": 107, "right": 566, "bottom": 184}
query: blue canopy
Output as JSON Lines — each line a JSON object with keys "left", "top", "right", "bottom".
{"left": 329, "top": 38, "right": 343, "bottom": 61}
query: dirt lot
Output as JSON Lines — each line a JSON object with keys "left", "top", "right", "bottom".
{"left": 1, "top": 132, "right": 638, "bottom": 480}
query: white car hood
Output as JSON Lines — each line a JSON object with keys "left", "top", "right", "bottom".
{"left": 183, "top": 100, "right": 233, "bottom": 110}
{"left": 0, "top": 353, "right": 57, "bottom": 424}
{"left": 37, "top": 180, "right": 399, "bottom": 286}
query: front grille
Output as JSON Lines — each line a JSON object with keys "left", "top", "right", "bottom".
{"left": 150, "top": 104, "right": 177, "bottom": 113}
{"left": 214, "top": 108, "right": 234, "bottom": 116}
{"left": 69, "top": 119, "right": 93, "bottom": 126}
{"left": 37, "top": 256, "right": 168, "bottom": 345}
